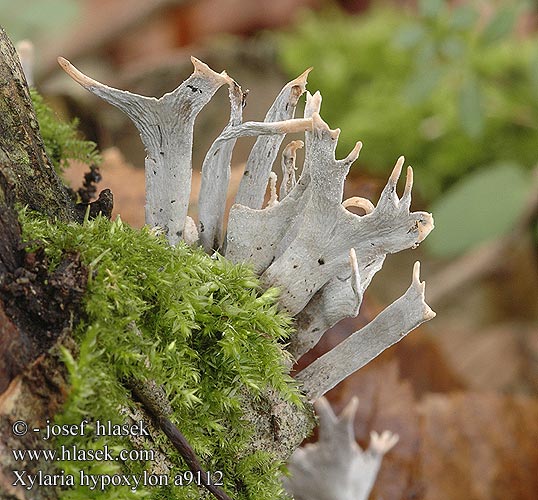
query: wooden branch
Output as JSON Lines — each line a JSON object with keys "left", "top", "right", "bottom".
{"left": 0, "top": 29, "right": 95, "bottom": 500}
{"left": 129, "top": 381, "right": 232, "bottom": 500}
{"left": 283, "top": 397, "right": 399, "bottom": 500}
{"left": 295, "top": 262, "right": 435, "bottom": 400}
{"left": 235, "top": 68, "right": 310, "bottom": 209}
{"left": 58, "top": 56, "right": 229, "bottom": 245}
{"left": 159, "top": 418, "right": 232, "bottom": 500}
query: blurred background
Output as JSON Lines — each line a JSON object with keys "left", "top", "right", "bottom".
{"left": 3, "top": 0, "right": 538, "bottom": 498}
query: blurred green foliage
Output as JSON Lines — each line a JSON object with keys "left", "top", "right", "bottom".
{"left": 427, "top": 162, "right": 529, "bottom": 256}
{"left": 0, "top": 0, "right": 80, "bottom": 42}
{"left": 279, "top": 1, "right": 538, "bottom": 202}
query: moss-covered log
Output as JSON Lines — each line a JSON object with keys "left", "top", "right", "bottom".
{"left": 0, "top": 27, "right": 87, "bottom": 500}
{"left": 0, "top": 28, "right": 76, "bottom": 220}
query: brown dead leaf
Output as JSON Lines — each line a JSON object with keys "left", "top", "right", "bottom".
{"left": 419, "top": 392, "right": 538, "bottom": 500}
{"left": 306, "top": 362, "right": 538, "bottom": 500}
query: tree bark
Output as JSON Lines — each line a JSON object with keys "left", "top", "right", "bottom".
{"left": 0, "top": 27, "right": 85, "bottom": 499}
{"left": 0, "top": 29, "right": 77, "bottom": 221}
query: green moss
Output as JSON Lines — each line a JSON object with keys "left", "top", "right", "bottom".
{"left": 12, "top": 148, "right": 30, "bottom": 167}
{"left": 30, "top": 89, "right": 101, "bottom": 174}
{"left": 20, "top": 210, "right": 301, "bottom": 499}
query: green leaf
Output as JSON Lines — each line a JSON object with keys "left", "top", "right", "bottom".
{"left": 418, "top": 0, "right": 444, "bottom": 19}
{"left": 440, "top": 36, "right": 466, "bottom": 60}
{"left": 459, "top": 75, "right": 484, "bottom": 137}
{"left": 450, "top": 4, "right": 479, "bottom": 30}
{"left": 403, "top": 66, "right": 443, "bottom": 104}
{"left": 426, "top": 163, "right": 531, "bottom": 257}
{"left": 480, "top": 6, "right": 517, "bottom": 45}
{"left": 392, "top": 23, "right": 426, "bottom": 49}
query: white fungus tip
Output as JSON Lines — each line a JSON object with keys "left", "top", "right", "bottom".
{"left": 190, "top": 56, "right": 229, "bottom": 83}
{"left": 341, "top": 396, "right": 359, "bottom": 421}
{"left": 389, "top": 156, "right": 405, "bottom": 184}
{"left": 412, "top": 261, "right": 422, "bottom": 285}
{"left": 57, "top": 57, "right": 97, "bottom": 88}
{"left": 290, "top": 66, "right": 313, "bottom": 90}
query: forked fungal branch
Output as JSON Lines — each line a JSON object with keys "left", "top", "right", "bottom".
{"left": 59, "top": 53, "right": 435, "bottom": 396}
{"left": 283, "top": 397, "right": 400, "bottom": 500}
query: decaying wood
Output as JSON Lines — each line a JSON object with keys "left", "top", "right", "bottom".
{"left": 0, "top": 27, "right": 89, "bottom": 395}
{"left": 0, "top": 219, "right": 88, "bottom": 396}
{"left": 0, "top": 28, "right": 92, "bottom": 500}
{"left": 283, "top": 397, "right": 399, "bottom": 500}
{"left": 0, "top": 28, "right": 76, "bottom": 222}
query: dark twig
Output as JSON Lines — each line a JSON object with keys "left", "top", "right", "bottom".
{"left": 128, "top": 380, "right": 233, "bottom": 500}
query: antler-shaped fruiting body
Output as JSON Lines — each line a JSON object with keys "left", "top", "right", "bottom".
{"left": 59, "top": 57, "right": 313, "bottom": 248}
{"left": 197, "top": 75, "right": 312, "bottom": 251}
{"left": 283, "top": 397, "right": 399, "bottom": 500}
{"left": 234, "top": 68, "right": 311, "bottom": 209}
{"left": 296, "top": 262, "right": 435, "bottom": 400}
{"left": 59, "top": 56, "right": 229, "bottom": 245}
{"left": 59, "top": 54, "right": 435, "bottom": 405}
{"left": 226, "top": 91, "right": 434, "bottom": 360}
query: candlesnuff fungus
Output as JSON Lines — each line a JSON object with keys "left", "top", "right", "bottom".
{"left": 296, "top": 261, "right": 435, "bottom": 399}
{"left": 58, "top": 55, "right": 435, "bottom": 497}
{"left": 283, "top": 397, "right": 400, "bottom": 500}
{"left": 59, "top": 54, "right": 435, "bottom": 396}
{"left": 58, "top": 57, "right": 312, "bottom": 248}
